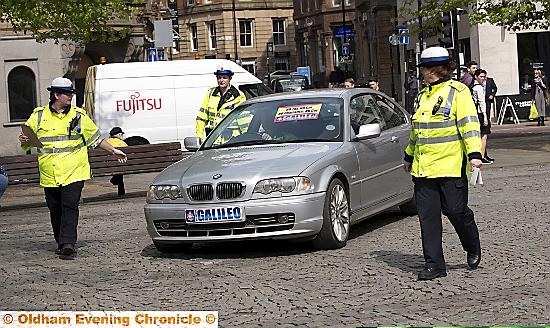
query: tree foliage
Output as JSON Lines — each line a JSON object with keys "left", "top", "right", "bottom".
{"left": 0, "top": 0, "right": 139, "bottom": 43}
{"left": 402, "top": 0, "right": 550, "bottom": 32}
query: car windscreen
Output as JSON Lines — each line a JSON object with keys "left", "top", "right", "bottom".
{"left": 279, "top": 78, "right": 307, "bottom": 91}
{"left": 239, "top": 83, "right": 273, "bottom": 99}
{"left": 202, "top": 97, "right": 344, "bottom": 150}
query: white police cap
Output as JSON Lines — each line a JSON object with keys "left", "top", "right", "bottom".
{"left": 418, "top": 47, "right": 450, "bottom": 67}
{"left": 47, "top": 77, "right": 76, "bottom": 93}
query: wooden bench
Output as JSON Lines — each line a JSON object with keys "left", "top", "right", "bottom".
{"left": 0, "top": 142, "right": 192, "bottom": 185}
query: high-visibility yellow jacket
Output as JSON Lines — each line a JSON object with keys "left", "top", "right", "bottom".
{"left": 195, "top": 85, "right": 246, "bottom": 140}
{"left": 22, "top": 105, "right": 102, "bottom": 187}
{"left": 404, "top": 79, "right": 482, "bottom": 178}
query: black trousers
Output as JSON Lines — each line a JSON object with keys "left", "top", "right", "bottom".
{"left": 44, "top": 181, "right": 84, "bottom": 245}
{"left": 414, "top": 177, "right": 480, "bottom": 270}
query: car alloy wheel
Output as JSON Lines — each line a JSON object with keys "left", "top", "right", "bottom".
{"left": 312, "top": 178, "right": 350, "bottom": 250}
{"left": 330, "top": 183, "right": 350, "bottom": 242}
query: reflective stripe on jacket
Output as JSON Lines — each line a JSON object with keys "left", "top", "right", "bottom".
{"left": 405, "top": 80, "right": 482, "bottom": 178}
{"left": 195, "top": 85, "right": 247, "bottom": 139}
{"left": 22, "top": 105, "right": 102, "bottom": 187}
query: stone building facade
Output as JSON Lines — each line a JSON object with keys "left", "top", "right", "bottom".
{"left": 0, "top": 2, "right": 161, "bottom": 155}
{"left": 177, "top": 0, "right": 296, "bottom": 79}
{"left": 293, "top": 0, "right": 356, "bottom": 87}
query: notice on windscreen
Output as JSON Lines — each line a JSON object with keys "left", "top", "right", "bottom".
{"left": 274, "top": 104, "right": 322, "bottom": 123}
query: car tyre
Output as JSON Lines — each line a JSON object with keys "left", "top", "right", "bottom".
{"left": 312, "top": 178, "right": 350, "bottom": 250}
{"left": 153, "top": 241, "right": 193, "bottom": 253}
{"left": 399, "top": 195, "right": 417, "bottom": 215}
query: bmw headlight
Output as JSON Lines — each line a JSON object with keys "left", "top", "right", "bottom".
{"left": 147, "top": 185, "right": 182, "bottom": 201}
{"left": 253, "top": 177, "right": 314, "bottom": 195}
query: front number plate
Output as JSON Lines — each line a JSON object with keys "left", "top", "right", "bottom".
{"left": 185, "top": 206, "right": 245, "bottom": 224}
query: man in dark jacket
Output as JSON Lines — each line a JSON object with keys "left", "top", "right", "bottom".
{"left": 484, "top": 75, "right": 497, "bottom": 162}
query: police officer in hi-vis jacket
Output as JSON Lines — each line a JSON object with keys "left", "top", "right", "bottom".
{"left": 403, "top": 47, "right": 484, "bottom": 280}
{"left": 195, "top": 67, "right": 247, "bottom": 142}
{"left": 19, "top": 77, "right": 128, "bottom": 258}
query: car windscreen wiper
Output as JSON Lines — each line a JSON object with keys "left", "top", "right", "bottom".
{"left": 203, "top": 139, "right": 283, "bottom": 150}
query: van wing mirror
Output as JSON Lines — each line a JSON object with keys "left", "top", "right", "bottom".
{"left": 355, "top": 123, "right": 381, "bottom": 140}
{"left": 184, "top": 137, "right": 201, "bottom": 152}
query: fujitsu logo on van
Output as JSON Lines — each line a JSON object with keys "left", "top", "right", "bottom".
{"left": 116, "top": 92, "right": 162, "bottom": 114}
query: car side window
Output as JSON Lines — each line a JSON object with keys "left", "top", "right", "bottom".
{"left": 375, "top": 95, "right": 407, "bottom": 130}
{"left": 350, "top": 94, "right": 384, "bottom": 134}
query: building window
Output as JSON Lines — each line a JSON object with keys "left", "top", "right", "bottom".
{"left": 8, "top": 66, "right": 37, "bottom": 122}
{"left": 332, "top": 0, "right": 351, "bottom": 5}
{"left": 274, "top": 57, "right": 289, "bottom": 71}
{"left": 190, "top": 24, "right": 198, "bottom": 51}
{"left": 208, "top": 21, "right": 217, "bottom": 49}
{"left": 241, "top": 60, "right": 255, "bottom": 74}
{"left": 239, "top": 20, "right": 253, "bottom": 47}
{"left": 273, "top": 19, "right": 285, "bottom": 45}
{"left": 186, "top": 0, "right": 195, "bottom": 5}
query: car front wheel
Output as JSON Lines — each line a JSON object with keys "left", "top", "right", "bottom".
{"left": 312, "top": 178, "right": 350, "bottom": 250}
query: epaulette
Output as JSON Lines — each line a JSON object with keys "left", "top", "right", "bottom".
{"left": 73, "top": 106, "right": 87, "bottom": 114}
{"left": 449, "top": 80, "right": 467, "bottom": 92}
{"left": 32, "top": 106, "right": 46, "bottom": 113}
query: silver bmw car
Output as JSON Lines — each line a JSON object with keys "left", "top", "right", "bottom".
{"left": 144, "top": 89, "right": 416, "bottom": 253}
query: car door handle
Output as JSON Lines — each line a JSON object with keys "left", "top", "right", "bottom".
{"left": 390, "top": 136, "right": 399, "bottom": 143}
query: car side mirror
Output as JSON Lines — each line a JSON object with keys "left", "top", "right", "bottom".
{"left": 355, "top": 123, "right": 381, "bottom": 140}
{"left": 184, "top": 137, "right": 201, "bottom": 152}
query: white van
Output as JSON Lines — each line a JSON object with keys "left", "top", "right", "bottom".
{"left": 83, "top": 59, "right": 271, "bottom": 146}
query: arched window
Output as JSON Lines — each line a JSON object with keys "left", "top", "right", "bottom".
{"left": 8, "top": 66, "right": 37, "bottom": 121}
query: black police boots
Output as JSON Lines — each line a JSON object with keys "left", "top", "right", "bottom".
{"left": 418, "top": 267, "right": 447, "bottom": 280}
{"left": 467, "top": 252, "right": 481, "bottom": 269}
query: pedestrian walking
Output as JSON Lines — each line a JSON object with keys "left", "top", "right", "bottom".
{"left": 531, "top": 69, "right": 547, "bottom": 126}
{"left": 344, "top": 78, "right": 355, "bottom": 88}
{"left": 403, "top": 47, "right": 483, "bottom": 280}
{"left": 484, "top": 73, "right": 498, "bottom": 162}
{"left": 19, "top": 77, "right": 127, "bottom": 258}
{"left": 459, "top": 60, "right": 478, "bottom": 87}
{"left": 195, "top": 66, "right": 247, "bottom": 142}
{"left": 472, "top": 69, "right": 492, "bottom": 164}
{"left": 328, "top": 66, "right": 345, "bottom": 88}
{"left": 368, "top": 78, "right": 382, "bottom": 92}
{"left": 106, "top": 127, "right": 128, "bottom": 196}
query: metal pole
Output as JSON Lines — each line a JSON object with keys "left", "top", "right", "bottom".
{"left": 418, "top": 0, "right": 423, "bottom": 52}
{"left": 342, "top": 0, "right": 347, "bottom": 75}
{"left": 232, "top": 0, "right": 238, "bottom": 61}
{"left": 452, "top": 8, "right": 460, "bottom": 78}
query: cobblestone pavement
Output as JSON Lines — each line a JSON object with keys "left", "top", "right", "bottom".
{"left": 0, "top": 139, "right": 549, "bottom": 327}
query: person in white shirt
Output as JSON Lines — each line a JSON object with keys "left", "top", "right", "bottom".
{"left": 472, "top": 69, "right": 491, "bottom": 164}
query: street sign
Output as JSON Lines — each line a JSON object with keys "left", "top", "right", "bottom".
{"left": 398, "top": 28, "right": 409, "bottom": 45}
{"left": 267, "top": 42, "right": 274, "bottom": 56}
{"left": 147, "top": 47, "right": 158, "bottom": 62}
{"left": 157, "top": 48, "right": 165, "bottom": 61}
{"left": 296, "top": 66, "right": 311, "bottom": 84}
{"left": 342, "top": 43, "right": 350, "bottom": 56}
{"left": 154, "top": 20, "right": 173, "bottom": 48}
{"left": 388, "top": 34, "right": 399, "bottom": 46}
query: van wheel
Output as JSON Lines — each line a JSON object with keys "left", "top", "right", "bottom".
{"left": 124, "top": 137, "right": 149, "bottom": 146}
{"left": 312, "top": 178, "right": 350, "bottom": 250}
{"left": 399, "top": 195, "right": 417, "bottom": 215}
{"left": 153, "top": 241, "right": 193, "bottom": 253}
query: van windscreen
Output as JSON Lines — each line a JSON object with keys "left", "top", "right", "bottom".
{"left": 239, "top": 83, "right": 273, "bottom": 99}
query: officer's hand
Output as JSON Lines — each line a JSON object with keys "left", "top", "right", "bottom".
{"left": 403, "top": 161, "right": 412, "bottom": 173}
{"left": 112, "top": 148, "right": 128, "bottom": 163}
{"left": 19, "top": 133, "right": 29, "bottom": 145}
{"left": 470, "top": 159, "right": 482, "bottom": 169}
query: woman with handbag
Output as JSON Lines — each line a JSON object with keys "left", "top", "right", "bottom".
{"left": 531, "top": 69, "right": 546, "bottom": 126}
